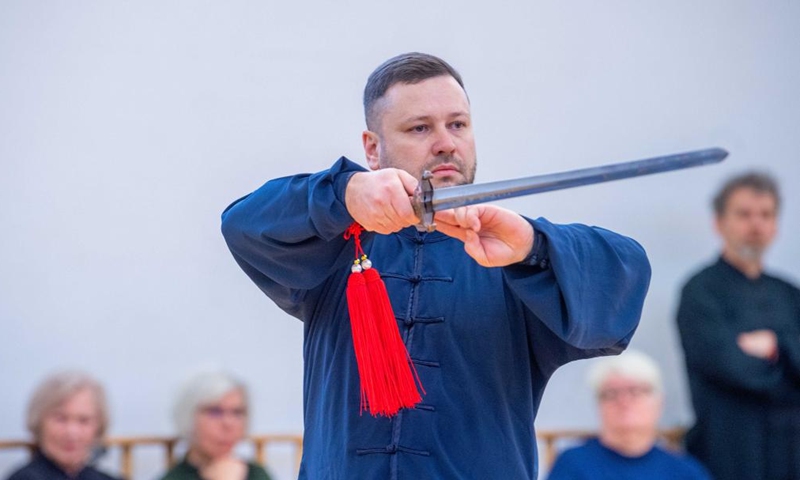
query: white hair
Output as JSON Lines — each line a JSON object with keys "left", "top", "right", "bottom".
{"left": 173, "top": 371, "right": 249, "bottom": 438}
{"left": 587, "top": 349, "right": 663, "bottom": 397}
{"left": 26, "top": 370, "right": 109, "bottom": 442}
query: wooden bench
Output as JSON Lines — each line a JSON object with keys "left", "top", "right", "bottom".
{"left": 0, "top": 434, "right": 303, "bottom": 479}
{"left": 0, "top": 428, "right": 685, "bottom": 478}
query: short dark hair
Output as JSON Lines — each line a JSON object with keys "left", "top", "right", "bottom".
{"left": 363, "top": 52, "right": 465, "bottom": 131}
{"left": 712, "top": 171, "right": 781, "bottom": 216}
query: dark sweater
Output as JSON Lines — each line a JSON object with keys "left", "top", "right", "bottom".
{"left": 6, "top": 452, "right": 122, "bottom": 480}
{"left": 159, "top": 458, "right": 272, "bottom": 480}
{"left": 677, "top": 256, "right": 800, "bottom": 480}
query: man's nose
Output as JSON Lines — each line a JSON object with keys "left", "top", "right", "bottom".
{"left": 431, "top": 128, "right": 457, "bottom": 156}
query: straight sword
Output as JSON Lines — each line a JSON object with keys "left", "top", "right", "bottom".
{"left": 412, "top": 147, "right": 728, "bottom": 232}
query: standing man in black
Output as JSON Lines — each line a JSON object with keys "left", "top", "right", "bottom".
{"left": 677, "top": 172, "right": 800, "bottom": 480}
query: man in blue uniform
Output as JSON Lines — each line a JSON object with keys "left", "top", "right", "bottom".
{"left": 221, "top": 52, "right": 651, "bottom": 479}
{"left": 677, "top": 172, "right": 800, "bottom": 480}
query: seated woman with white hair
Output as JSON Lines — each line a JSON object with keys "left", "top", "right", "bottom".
{"left": 546, "top": 350, "right": 711, "bottom": 480}
{"left": 6, "top": 371, "right": 122, "bottom": 480}
{"left": 160, "top": 371, "right": 272, "bottom": 480}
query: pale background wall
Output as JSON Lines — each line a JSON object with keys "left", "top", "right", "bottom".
{"left": 1, "top": 1, "right": 798, "bottom": 479}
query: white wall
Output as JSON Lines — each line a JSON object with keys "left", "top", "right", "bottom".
{"left": 1, "top": 1, "right": 798, "bottom": 479}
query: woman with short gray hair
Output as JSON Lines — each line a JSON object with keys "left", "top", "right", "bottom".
{"left": 6, "top": 370, "right": 121, "bottom": 480}
{"left": 547, "top": 350, "right": 711, "bottom": 480}
{"left": 160, "top": 371, "right": 272, "bottom": 480}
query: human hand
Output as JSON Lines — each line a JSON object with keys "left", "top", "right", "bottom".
{"left": 433, "top": 205, "right": 534, "bottom": 267}
{"left": 737, "top": 329, "right": 778, "bottom": 360}
{"left": 345, "top": 169, "right": 420, "bottom": 235}
{"left": 199, "top": 456, "right": 247, "bottom": 480}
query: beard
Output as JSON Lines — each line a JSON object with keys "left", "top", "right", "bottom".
{"left": 379, "top": 150, "right": 478, "bottom": 186}
{"left": 735, "top": 243, "right": 766, "bottom": 261}
{"left": 423, "top": 154, "right": 477, "bottom": 186}
{"left": 735, "top": 229, "right": 773, "bottom": 261}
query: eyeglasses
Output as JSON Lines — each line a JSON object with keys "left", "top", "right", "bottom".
{"left": 597, "top": 385, "right": 654, "bottom": 402}
{"left": 200, "top": 406, "right": 247, "bottom": 419}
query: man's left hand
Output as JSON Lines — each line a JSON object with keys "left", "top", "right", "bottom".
{"left": 434, "top": 205, "right": 534, "bottom": 267}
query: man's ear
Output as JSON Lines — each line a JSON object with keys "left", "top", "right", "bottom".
{"left": 362, "top": 130, "right": 381, "bottom": 171}
{"left": 713, "top": 215, "right": 723, "bottom": 236}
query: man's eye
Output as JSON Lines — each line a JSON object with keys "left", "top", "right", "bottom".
{"left": 450, "top": 121, "right": 466, "bottom": 129}
{"left": 411, "top": 125, "right": 428, "bottom": 133}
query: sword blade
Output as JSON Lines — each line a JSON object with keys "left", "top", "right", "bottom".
{"left": 431, "top": 147, "right": 727, "bottom": 211}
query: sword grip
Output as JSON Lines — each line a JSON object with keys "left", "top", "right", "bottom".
{"left": 412, "top": 171, "right": 436, "bottom": 232}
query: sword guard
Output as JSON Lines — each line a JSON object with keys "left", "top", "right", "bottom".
{"left": 412, "top": 171, "right": 436, "bottom": 232}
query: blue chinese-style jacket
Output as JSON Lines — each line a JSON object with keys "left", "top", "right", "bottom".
{"left": 221, "top": 157, "right": 651, "bottom": 480}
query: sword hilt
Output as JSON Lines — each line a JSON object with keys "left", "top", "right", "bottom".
{"left": 412, "top": 170, "right": 436, "bottom": 232}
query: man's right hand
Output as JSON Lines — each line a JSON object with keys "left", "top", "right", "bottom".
{"left": 345, "top": 169, "right": 420, "bottom": 234}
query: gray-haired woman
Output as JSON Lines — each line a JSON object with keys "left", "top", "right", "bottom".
{"left": 6, "top": 371, "right": 122, "bottom": 480}
{"left": 160, "top": 371, "right": 272, "bottom": 480}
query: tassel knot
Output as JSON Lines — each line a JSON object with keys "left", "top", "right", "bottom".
{"left": 344, "top": 222, "right": 424, "bottom": 416}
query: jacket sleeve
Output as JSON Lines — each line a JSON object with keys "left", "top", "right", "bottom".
{"left": 676, "top": 277, "right": 789, "bottom": 395}
{"left": 503, "top": 218, "right": 651, "bottom": 372}
{"left": 220, "top": 157, "right": 367, "bottom": 319}
{"left": 763, "top": 284, "right": 800, "bottom": 401}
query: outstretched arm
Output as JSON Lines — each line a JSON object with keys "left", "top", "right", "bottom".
{"left": 439, "top": 205, "right": 650, "bottom": 351}
{"left": 220, "top": 157, "right": 365, "bottom": 318}
{"left": 511, "top": 218, "right": 650, "bottom": 353}
{"left": 437, "top": 207, "right": 651, "bottom": 372}
{"left": 221, "top": 157, "right": 434, "bottom": 318}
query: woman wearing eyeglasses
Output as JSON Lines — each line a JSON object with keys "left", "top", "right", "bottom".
{"left": 160, "top": 372, "right": 272, "bottom": 480}
{"left": 546, "top": 350, "right": 711, "bottom": 480}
